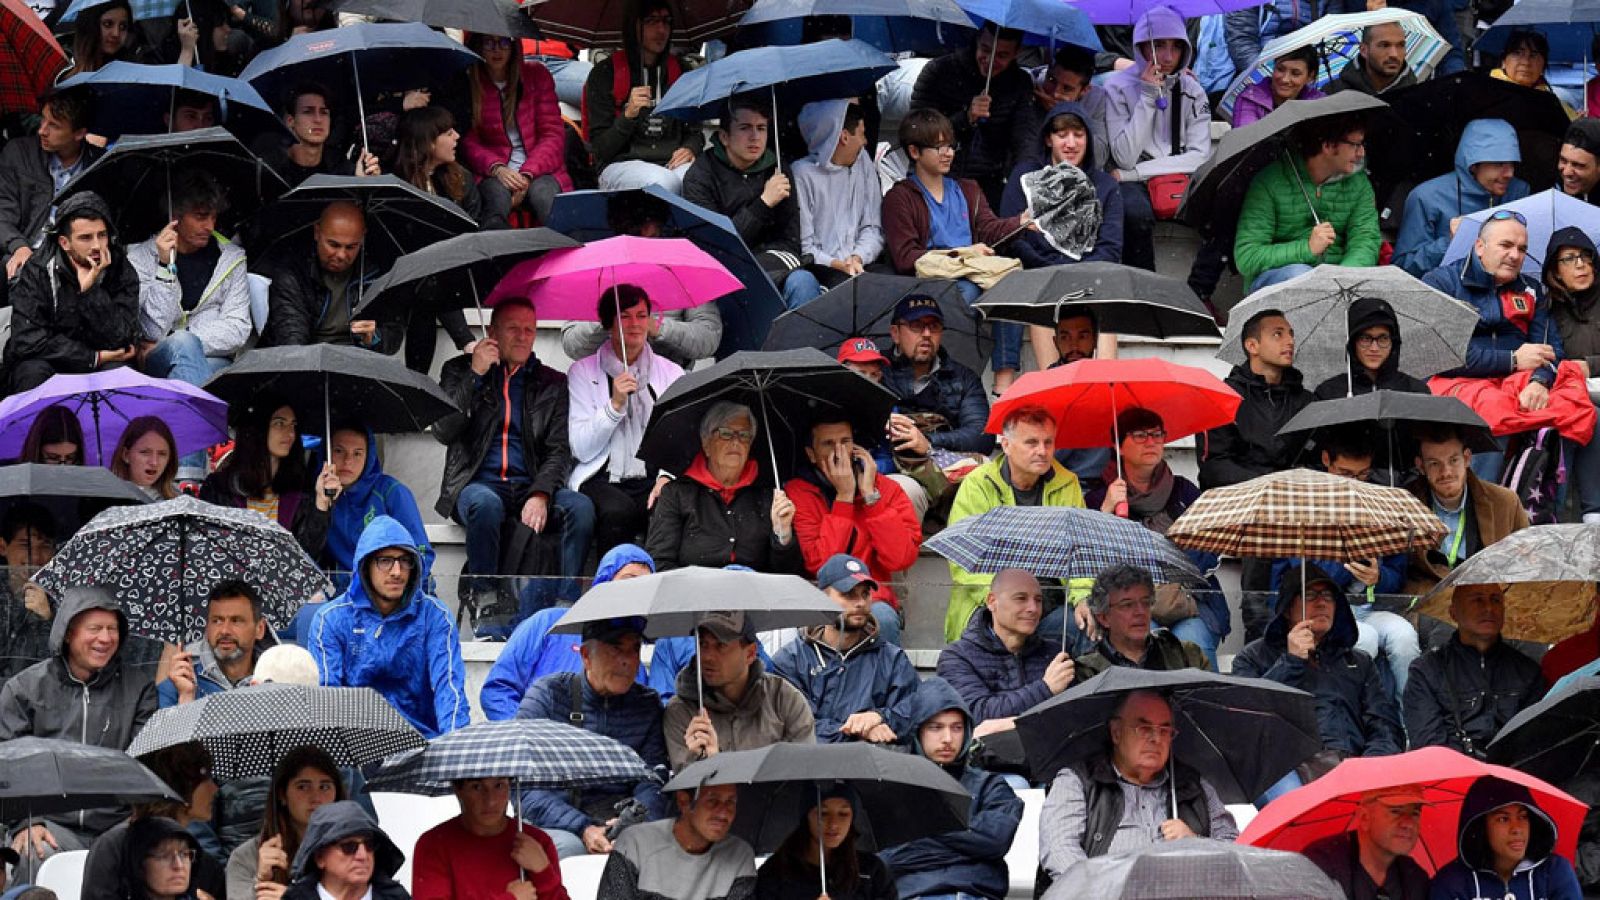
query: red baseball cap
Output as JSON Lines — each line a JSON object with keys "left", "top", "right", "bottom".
{"left": 837, "top": 337, "right": 888, "bottom": 366}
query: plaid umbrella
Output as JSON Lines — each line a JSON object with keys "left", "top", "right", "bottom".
{"left": 1414, "top": 524, "right": 1600, "bottom": 644}
{"left": 0, "top": 0, "right": 64, "bottom": 115}
{"left": 1217, "top": 266, "right": 1479, "bottom": 391}
{"left": 365, "top": 719, "right": 653, "bottom": 795}
{"left": 129, "top": 684, "right": 427, "bottom": 780}
{"left": 924, "top": 506, "right": 1207, "bottom": 583}
{"left": 32, "top": 495, "right": 332, "bottom": 645}
{"left": 1166, "top": 468, "right": 1445, "bottom": 561}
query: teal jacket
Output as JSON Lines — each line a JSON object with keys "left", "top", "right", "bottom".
{"left": 1233, "top": 150, "right": 1381, "bottom": 284}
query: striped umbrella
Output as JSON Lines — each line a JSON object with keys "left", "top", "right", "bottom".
{"left": 365, "top": 719, "right": 654, "bottom": 796}
{"left": 1217, "top": 9, "right": 1448, "bottom": 120}
{"left": 0, "top": 0, "right": 64, "bottom": 114}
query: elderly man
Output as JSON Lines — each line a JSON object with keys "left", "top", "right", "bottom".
{"left": 1404, "top": 425, "right": 1529, "bottom": 595}
{"left": 157, "top": 580, "right": 272, "bottom": 706}
{"left": 600, "top": 783, "right": 755, "bottom": 900}
{"left": 662, "top": 611, "right": 814, "bottom": 771}
{"left": 1405, "top": 583, "right": 1545, "bottom": 756}
{"left": 1039, "top": 690, "right": 1238, "bottom": 878}
{"left": 260, "top": 201, "right": 396, "bottom": 352}
{"left": 937, "top": 569, "right": 1072, "bottom": 734}
{"left": 1302, "top": 786, "right": 1432, "bottom": 900}
{"left": 945, "top": 405, "right": 1085, "bottom": 642}
{"left": 1072, "top": 564, "right": 1208, "bottom": 683}
{"left": 518, "top": 616, "right": 670, "bottom": 859}
{"left": 1395, "top": 120, "right": 1530, "bottom": 278}
{"left": 1325, "top": 22, "right": 1420, "bottom": 96}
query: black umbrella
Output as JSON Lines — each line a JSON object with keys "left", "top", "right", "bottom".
{"left": 55, "top": 127, "right": 289, "bottom": 240}
{"left": 1044, "top": 839, "right": 1346, "bottom": 900}
{"left": 1015, "top": 667, "right": 1323, "bottom": 803}
{"left": 0, "top": 462, "right": 149, "bottom": 540}
{"left": 250, "top": 174, "right": 478, "bottom": 276}
{"left": 971, "top": 263, "right": 1220, "bottom": 338}
{"left": 761, "top": 273, "right": 990, "bottom": 373}
{"left": 1278, "top": 390, "right": 1497, "bottom": 455}
{"left": 335, "top": 0, "right": 538, "bottom": 36}
{"left": 636, "top": 348, "right": 898, "bottom": 481}
{"left": 1179, "top": 91, "right": 1389, "bottom": 236}
{"left": 1488, "top": 677, "right": 1600, "bottom": 784}
{"left": 350, "top": 228, "right": 580, "bottom": 334}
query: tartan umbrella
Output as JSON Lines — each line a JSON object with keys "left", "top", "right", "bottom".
{"left": 924, "top": 506, "right": 1206, "bottom": 585}
{"left": 365, "top": 719, "right": 653, "bottom": 795}
{"left": 0, "top": 0, "right": 64, "bottom": 116}
{"left": 1413, "top": 524, "right": 1600, "bottom": 645}
{"left": 129, "top": 684, "right": 427, "bottom": 780}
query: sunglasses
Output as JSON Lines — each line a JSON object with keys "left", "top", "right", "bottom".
{"left": 1487, "top": 209, "right": 1528, "bottom": 226}
{"left": 333, "top": 837, "right": 374, "bottom": 857}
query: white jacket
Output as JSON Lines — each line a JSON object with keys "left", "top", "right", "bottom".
{"left": 130, "top": 232, "right": 252, "bottom": 358}
{"left": 567, "top": 341, "right": 685, "bottom": 490}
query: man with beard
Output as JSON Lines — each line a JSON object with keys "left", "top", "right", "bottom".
{"left": 157, "top": 580, "right": 273, "bottom": 706}
{"left": 1302, "top": 786, "right": 1432, "bottom": 900}
{"left": 1558, "top": 119, "right": 1600, "bottom": 207}
{"left": 600, "top": 784, "right": 755, "bottom": 900}
{"left": 1324, "top": 22, "right": 1419, "bottom": 97}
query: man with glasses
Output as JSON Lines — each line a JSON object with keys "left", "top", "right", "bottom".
{"left": 308, "top": 515, "right": 469, "bottom": 739}
{"left": 1394, "top": 119, "right": 1529, "bottom": 278}
{"left": 1302, "top": 786, "right": 1432, "bottom": 900}
{"left": 582, "top": 0, "right": 702, "bottom": 193}
{"left": 1234, "top": 112, "right": 1381, "bottom": 293}
{"left": 1039, "top": 689, "right": 1237, "bottom": 878}
{"left": 1404, "top": 424, "right": 1528, "bottom": 595}
{"left": 1072, "top": 564, "right": 1207, "bottom": 684}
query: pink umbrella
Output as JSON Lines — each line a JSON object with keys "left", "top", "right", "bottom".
{"left": 485, "top": 235, "right": 742, "bottom": 320}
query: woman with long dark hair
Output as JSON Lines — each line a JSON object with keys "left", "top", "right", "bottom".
{"left": 461, "top": 32, "right": 571, "bottom": 226}
{"left": 225, "top": 745, "right": 349, "bottom": 900}
{"left": 18, "top": 405, "right": 84, "bottom": 465}
{"left": 393, "top": 106, "right": 485, "bottom": 225}
{"left": 62, "top": 0, "right": 133, "bottom": 78}
{"left": 755, "top": 786, "right": 895, "bottom": 900}
{"left": 200, "top": 399, "right": 339, "bottom": 558}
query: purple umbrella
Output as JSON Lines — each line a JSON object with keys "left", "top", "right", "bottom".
{"left": 1069, "top": 0, "right": 1258, "bottom": 25}
{"left": 0, "top": 369, "right": 231, "bottom": 466}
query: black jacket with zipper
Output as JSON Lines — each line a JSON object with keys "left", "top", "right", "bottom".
{"left": 1403, "top": 634, "right": 1545, "bottom": 755}
{"left": 1199, "top": 363, "right": 1312, "bottom": 489}
{"left": 258, "top": 251, "right": 401, "bottom": 353}
{"left": 434, "top": 353, "right": 572, "bottom": 518}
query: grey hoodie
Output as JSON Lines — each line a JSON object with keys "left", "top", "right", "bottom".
{"left": 0, "top": 586, "right": 158, "bottom": 842}
{"left": 1101, "top": 5, "right": 1213, "bottom": 181}
{"left": 792, "top": 99, "right": 885, "bottom": 269}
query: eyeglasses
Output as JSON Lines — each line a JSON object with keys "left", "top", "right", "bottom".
{"left": 918, "top": 143, "right": 956, "bottom": 154}
{"left": 371, "top": 555, "right": 415, "bottom": 573}
{"left": 41, "top": 452, "right": 77, "bottom": 464}
{"left": 711, "top": 427, "right": 755, "bottom": 444}
{"left": 147, "top": 849, "right": 196, "bottom": 867}
{"left": 1107, "top": 597, "right": 1154, "bottom": 613}
{"left": 1113, "top": 718, "right": 1178, "bottom": 742}
{"left": 1338, "top": 138, "right": 1366, "bottom": 151}
{"left": 1558, "top": 253, "right": 1593, "bottom": 268}
{"left": 1303, "top": 588, "right": 1337, "bottom": 602}
{"left": 334, "top": 837, "right": 374, "bottom": 857}
{"left": 1488, "top": 209, "right": 1529, "bottom": 226}
{"left": 1125, "top": 429, "right": 1166, "bottom": 444}
{"left": 897, "top": 319, "right": 944, "bottom": 334}
{"left": 1355, "top": 333, "right": 1393, "bottom": 348}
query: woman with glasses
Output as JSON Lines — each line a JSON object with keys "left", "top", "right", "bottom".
{"left": 86, "top": 742, "right": 226, "bottom": 900}
{"left": 17, "top": 405, "right": 84, "bottom": 466}
{"left": 645, "top": 400, "right": 802, "bottom": 573}
{"left": 462, "top": 33, "right": 572, "bottom": 227}
{"left": 282, "top": 801, "right": 409, "bottom": 900}
{"left": 122, "top": 817, "right": 207, "bottom": 900}
{"left": 1543, "top": 226, "right": 1600, "bottom": 522}
{"left": 1314, "top": 297, "right": 1430, "bottom": 400}
{"left": 1491, "top": 30, "right": 1577, "bottom": 119}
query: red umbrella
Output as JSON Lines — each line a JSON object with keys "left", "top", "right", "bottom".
{"left": 1238, "top": 746, "right": 1587, "bottom": 875}
{"left": 0, "top": 0, "right": 65, "bottom": 115}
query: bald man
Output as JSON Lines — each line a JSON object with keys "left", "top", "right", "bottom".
{"left": 936, "top": 568, "right": 1072, "bottom": 736}
{"left": 260, "top": 201, "right": 397, "bottom": 352}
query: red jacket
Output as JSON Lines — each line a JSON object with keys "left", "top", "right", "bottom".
{"left": 462, "top": 61, "right": 574, "bottom": 192}
{"left": 880, "top": 175, "right": 1023, "bottom": 274}
{"left": 784, "top": 471, "right": 921, "bottom": 610}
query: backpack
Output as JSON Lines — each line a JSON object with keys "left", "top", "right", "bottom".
{"left": 1500, "top": 427, "right": 1564, "bottom": 525}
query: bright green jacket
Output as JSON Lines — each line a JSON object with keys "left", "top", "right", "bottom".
{"left": 943, "top": 456, "right": 1084, "bottom": 642}
{"left": 1233, "top": 150, "right": 1381, "bottom": 285}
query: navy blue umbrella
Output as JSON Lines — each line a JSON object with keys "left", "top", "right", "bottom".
{"left": 655, "top": 39, "right": 897, "bottom": 125}
{"left": 57, "top": 61, "right": 288, "bottom": 145}
{"left": 240, "top": 22, "right": 479, "bottom": 152}
{"left": 546, "top": 184, "right": 785, "bottom": 360}
{"left": 735, "top": 0, "right": 976, "bottom": 54}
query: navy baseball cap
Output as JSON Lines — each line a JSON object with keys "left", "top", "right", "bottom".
{"left": 817, "top": 554, "right": 877, "bottom": 593}
{"left": 893, "top": 294, "right": 943, "bottom": 325}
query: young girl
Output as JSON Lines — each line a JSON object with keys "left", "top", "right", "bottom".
{"left": 110, "top": 416, "right": 179, "bottom": 501}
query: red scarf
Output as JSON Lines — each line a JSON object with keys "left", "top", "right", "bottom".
{"left": 684, "top": 453, "right": 757, "bottom": 505}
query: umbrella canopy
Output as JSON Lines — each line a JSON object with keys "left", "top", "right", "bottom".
{"left": 128, "top": 683, "right": 427, "bottom": 780}
{"left": 1015, "top": 667, "right": 1323, "bottom": 801}
{"left": 956, "top": 0, "right": 1099, "bottom": 44}
{"left": 364, "top": 719, "right": 653, "bottom": 795}
{"left": 54, "top": 127, "right": 289, "bottom": 240}
{"left": 0, "top": 367, "right": 229, "bottom": 466}
{"left": 923, "top": 505, "right": 1206, "bottom": 585}
{"left": 0, "top": 737, "right": 179, "bottom": 820}
{"left": 762, "top": 273, "right": 991, "bottom": 374}
{"left": 203, "top": 344, "right": 459, "bottom": 436}
{"left": 662, "top": 743, "right": 971, "bottom": 850}
{"left": 550, "top": 566, "right": 840, "bottom": 638}
{"left": 655, "top": 39, "right": 897, "bottom": 123}
{"left": 1442, "top": 189, "right": 1600, "bottom": 276}
{"left": 1239, "top": 745, "right": 1585, "bottom": 874}
{"left": 1166, "top": 468, "right": 1446, "bottom": 561}
{"left": 1179, "top": 91, "right": 1388, "bottom": 235}
{"left": 335, "top": 0, "right": 537, "bottom": 36}
{"left": 519, "top": 0, "right": 751, "bottom": 47}
{"left": 1217, "top": 9, "right": 1447, "bottom": 120}
{"left": 351, "top": 228, "right": 579, "bottom": 326}
{"left": 32, "top": 495, "right": 333, "bottom": 644}
{"left": 1413, "top": 524, "right": 1600, "bottom": 644}
{"left": 1046, "top": 839, "right": 1346, "bottom": 900}
{"left": 251, "top": 174, "right": 478, "bottom": 273}
{"left": 0, "top": 0, "right": 65, "bottom": 116}
{"left": 485, "top": 235, "right": 742, "bottom": 320}
{"left": 635, "top": 347, "right": 898, "bottom": 480}
{"left": 1488, "top": 677, "right": 1600, "bottom": 785}
{"left": 545, "top": 184, "right": 785, "bottom": 359}
{"left": 1278, "top": 391, "right": 1497, "bottom": 453}
{"left": 55, "top": 62, "right": 286, "bottom": 145}
{"left": 1064, "top": 0, "right": 1263, "bottom": 25}
{"left": 1478, "top": 5, "right": 1600, "bottom": 64}
{"left": 972, "top": 263, "right": 1219, "bottom": 338}
{"left": 986, "top": 358, "right": 1240, "bottom": 450}
{"left": 1217, "top": 265, "right": 1478, "bottom": 387}
{"left": 733, "top": 0, "right": 974, "bottom": 54}
{"left": 0, "top": 462, "right": 150, "bottom": 506}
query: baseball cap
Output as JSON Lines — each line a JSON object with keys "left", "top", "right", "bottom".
{"left": 837, "top": 337, "right": 889, "bottom": 366}
{"left": 698, "top": 610, "right": 757, "bottom": 643}
{"left": 893, "top": 294, "right": 943, "bottom": 325}
{"left": 581, "top": 617, "right": 647, "bottom": 644}
{"left": 817, "top": 553, "right": 878, "bottom": 593}
{"left": 1361, "top": 785, "right": 1428, "bottom": 807}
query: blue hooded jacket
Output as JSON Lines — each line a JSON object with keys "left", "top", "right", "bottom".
{"left": 771, "top": 618, "right": 921, "bottom": 744}
{"left": 308, "top": 516, "right": 469, "bottom": 739}
{"left": 1230, "top": 562, "right": 1404, "bottom": 757}
{"left": 1424, "top": 246, "right": 1565, "bottom": 388}
{"left": 999, "top": 100, "right": 1124, "bottom": 269}
{"left": 1395, "top": 120, "right": 1532, "bottom": 277}
{"left": 314, "top": 427, "right": 434, "bottom": 589}
{"left": 878, "top": 678, "right": 1022, "bottom": 900}
{"left": 1430, "top": 776, "right": 1582, "bottom": 900}
{"left": 478, "top": 544, "right": 653, "bottom": 721}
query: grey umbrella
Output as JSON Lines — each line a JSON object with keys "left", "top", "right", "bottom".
{"left": 1217, "top": 265, "right": 1479, "bottom": 387}
{"left": 1415, "top": 523, "right": 1600, "bottom": 645}
{"left": 1045, "top": 839, "right": 1345, "bottom": 900}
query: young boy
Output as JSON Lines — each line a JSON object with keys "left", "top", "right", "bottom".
{"left": 793, "top": 99, "right": 884, "bottom": 291}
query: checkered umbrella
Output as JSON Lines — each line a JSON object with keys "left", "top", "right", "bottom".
{"left": 128, "top": 684, "right": 427, "bottom": 781}
{"left": 1166, "top": 468, "right": 1444, "bottom": 561}
{"left": 0, "top": 0, "right": 64, "bottom": 115}
{"left": 364, "top": 719, "right": 654, "bottom": 796}
{"left": 923, "top": 506, "right": 1207, "bottom": 585}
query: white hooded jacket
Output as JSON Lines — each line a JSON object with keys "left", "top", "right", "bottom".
{"left": 1102, "top": 5, "right": 1214, "bottom": 182}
